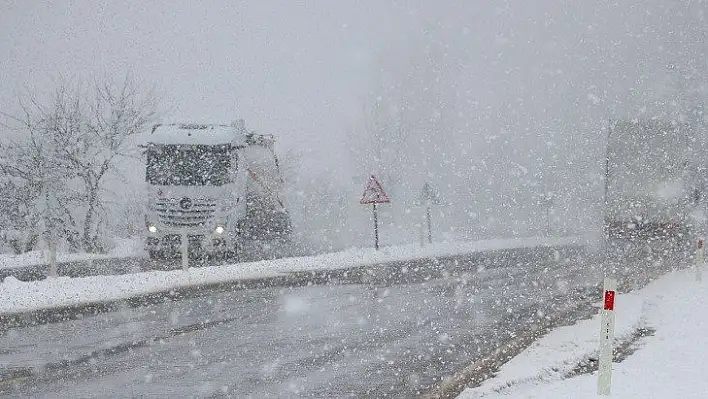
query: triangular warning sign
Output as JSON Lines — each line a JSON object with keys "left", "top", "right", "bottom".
{"left": 360, "top": 175, "right": 390, "bottom": 204}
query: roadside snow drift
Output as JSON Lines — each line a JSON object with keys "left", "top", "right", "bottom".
{"left": 0, "top": 236, "right": 584, "bottom": 315}
{"left": 458, "top": 265, "right": 708, "bottom": 399}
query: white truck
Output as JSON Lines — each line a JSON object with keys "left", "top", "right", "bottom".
{"left": 143, "top": 121, "right": 292, "bottom": 259}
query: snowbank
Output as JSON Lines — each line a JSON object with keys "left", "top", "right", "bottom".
{"left": 0, "top": 235, "right": 584, "bottom": 315}
{"left": 0, "top": 237, "right": 142, "bottom": 271}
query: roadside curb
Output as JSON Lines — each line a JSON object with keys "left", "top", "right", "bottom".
{"left": 0, "top": 256, "right": 143, "bottom": 282}
{"left": 0, "top": 271, "right": 315, "bottom": 331}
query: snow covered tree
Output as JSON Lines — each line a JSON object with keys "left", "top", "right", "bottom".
{"left": 0, "top": 104, "right": 74, "bottom": 254}
{"left": 0, "top": 179, "right": 41, "bottom": 254}
{"left": 0, "top": 75, "right": 158, "bottom": 253}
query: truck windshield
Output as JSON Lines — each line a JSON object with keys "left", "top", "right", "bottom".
{"left": 146, "top": 145, "right": 233, "bottom": 186}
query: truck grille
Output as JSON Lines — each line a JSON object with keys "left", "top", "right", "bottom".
{"left": 154, "top": 198, "right": 216, "bottom": 228}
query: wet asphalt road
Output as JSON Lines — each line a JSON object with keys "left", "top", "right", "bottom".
{"left": 0, "top": 241, "right": 687, "bottom": 397}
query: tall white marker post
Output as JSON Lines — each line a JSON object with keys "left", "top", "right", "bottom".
{"left": 181, "top": 231, "right": 189, "bottom": 270}
{"left": 597, "top": 277, "right": 616, "bottom": 395}
{"left": 44, "top": 186, "right": 58, "bottom": 278}
{"left": 48, "top": 239, "right": 58, "bottom": 278}
{"left": 696, "top": 238, "right": 704, "bottom": 282}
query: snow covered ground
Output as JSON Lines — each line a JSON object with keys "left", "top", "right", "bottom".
{"left": 0, "top": 237, "right": 142, "bottom": 271}
{"left": 0, "top": 235, "right": 585, "bottom": 315}
{"left": 458, "top": 264, "right": 708, "bottom": 399}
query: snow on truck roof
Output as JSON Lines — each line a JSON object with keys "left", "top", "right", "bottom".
{"left": 148, "top": 124, "right": 248, "bottom": 146}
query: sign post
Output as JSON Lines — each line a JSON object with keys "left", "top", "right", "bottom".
{"left": 426, "top": 207, "right": 432, "bottom": 244}
{"left": 597, "top": 277, "right": 616, "bottom": 395}
{"left": 418, "top": 182, "right": 441, "bottom": 245}
{"left": 696, "top": 238, "right": 704, "bottom": 282}
{"left": 360, "top": 175, "right": 390, "bottom": 250}
{"left": 373, "top": 203, "right": 379, "bottom": 250}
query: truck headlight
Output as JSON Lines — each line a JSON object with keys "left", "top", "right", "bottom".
{"left": 148, "top": 225, "right": 158, "bottom": 233}
{"left": 214, "top": 225, "right": 225, "bottom": 234}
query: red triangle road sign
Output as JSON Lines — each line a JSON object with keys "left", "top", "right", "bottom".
{"left": 360, "top": 175, "right": 390, "bottom": 204}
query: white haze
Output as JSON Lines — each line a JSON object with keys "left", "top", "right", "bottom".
{"left": 1, "top": 1, "right": 706, "bottom": 251}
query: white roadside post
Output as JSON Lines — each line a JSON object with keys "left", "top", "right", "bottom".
{"left": 43, "top": 185, "right": 58, "bottom": 278}
{"left": 696, "top": 238, "right": 704, "bottom": 282}
{"left": 48, "top": 239, "right": 58, "bottom": 278}
{"left": 597, "top": 277, "right": 617, "bottom": 395}
{"left": 181, "top": 230, "right": 189, "bottom": 270}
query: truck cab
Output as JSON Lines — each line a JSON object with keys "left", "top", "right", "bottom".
{"left": 143, "top": 122, "right": 249, "bottom": 259}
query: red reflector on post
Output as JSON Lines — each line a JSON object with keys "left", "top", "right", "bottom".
{"left": 699, "top": 239, "right": 703, "bottom": 249}
{"left": 603, "top": 290, "right": 615, "bottom": 311}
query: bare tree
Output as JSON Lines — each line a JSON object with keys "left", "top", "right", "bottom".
{"left": 0, "top": 74, "right": 158, "bottom": 253}
{"left": 0, "top": 99, "right": 72, "bottom": 253}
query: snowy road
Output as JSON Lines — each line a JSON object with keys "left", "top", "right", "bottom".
{"left": 0, "top": 243, "right": 684, "bottom": 397}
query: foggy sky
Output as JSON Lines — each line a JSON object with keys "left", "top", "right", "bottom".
{"left": 1, "top": 1, "right": 421, "bottom": 170}
{"left": 2, "top": 1, "right": 705, "bottom": 171}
